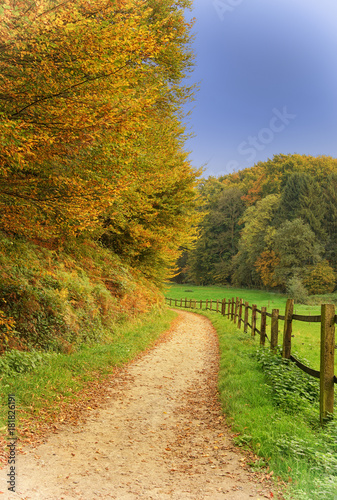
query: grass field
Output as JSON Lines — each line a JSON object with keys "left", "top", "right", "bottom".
{"left": 165, "top": 283, "right": 336, "bottom": 372}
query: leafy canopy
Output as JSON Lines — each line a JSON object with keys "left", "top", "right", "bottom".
{"left": 0, "top": 0, "right": 200, "bottom": 282}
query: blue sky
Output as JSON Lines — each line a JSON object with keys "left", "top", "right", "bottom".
{"left": 183, "top": 0, "right": 337, "bottom": 177}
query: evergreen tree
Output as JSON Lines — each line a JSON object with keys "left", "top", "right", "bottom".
{"left": 277, "top": 173, "right": 326, "bottom": 239}
{"left": 186, "top": 185, "right": 244, "bottom": 285}
{"left": 322, "top": 173, "right": 337, "bottom": 269}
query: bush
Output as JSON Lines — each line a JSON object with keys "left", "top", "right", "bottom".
{"left": 286, "top": 276, "right": 309, "bottom": 304}
{"left": 0, "top": 350, "right": 52, "bottom": 377}
{"left": 304, "top": 260, "right": 336, "bottom": 295}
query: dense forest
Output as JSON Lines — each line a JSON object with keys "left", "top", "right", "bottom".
{"left": 177, "top": 153, "right": 337, "bottom": 299}
{"left": 0, "top": 0, "right": 199, "bottom": 352}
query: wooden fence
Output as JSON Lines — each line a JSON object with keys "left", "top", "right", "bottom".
{"left": 165, "top": 296, "right": 336, "bottom": 424}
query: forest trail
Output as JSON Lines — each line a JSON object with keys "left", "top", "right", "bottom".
{"left": 0, "top": 311, "right": 276, "bottom": 499}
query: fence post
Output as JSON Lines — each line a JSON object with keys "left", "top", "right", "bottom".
{"left": 244, "top": 302, "right": 249, "bottom": 333}
{"left": 206, "top": 299, "right": 208, "bottom": 310}
{"left": 230, "top": 297, "right": 235, "bottom": 321}
{"left": 234, "top": 297, "right": 239, "bottom": 324}
{"left": 260, "top": 307, "right": 267, "bottom": 346}
{"left": 320, "top": 304, "right": 335, "bottom": 423}
{"left": 270, "top": 309, "right": 279, "bottom": 351}
{"left": 238, "top": 299, "right": 243, "bottom": 329}
{"left": 210, "top": 299, "right": 213, "bottom": 311}
{"left": 200, "top": 299, "right": 202, "bottom": 309}
{"left": 251, "top": 304, "right": 257, "bottom": 336}
{"left": 282, "top": 299, "right": 294, "bottom": 359}
{"left": 221, "top": 299, "right": 226, "bottom": 316}
{"left": 216, "top": 299, "right": 219, "bottom": 313}
{"left": 227, "top": 300, "right": 231, "bottom": 318}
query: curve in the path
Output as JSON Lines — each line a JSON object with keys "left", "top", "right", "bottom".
{"left": 0, "top": 311, "right": 275, "bottom": 499}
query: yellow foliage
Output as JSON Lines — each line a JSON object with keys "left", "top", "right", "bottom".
{"left": 0, "top": 0, "right": 199, "bottom": 283}
{"left": 255, "top": 250, "right": 281, "bottom": 288}
{"left": 303, "top": 261, "right": 336, "bottom": 295}
{"left": 0, "top": 309, "right": 15, "bottom": 332}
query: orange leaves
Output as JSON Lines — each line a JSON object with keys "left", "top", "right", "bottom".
{"left": 0, "top": 309, "right": 15, "bottom": 333}
{"left": 0, "top": 306, "right": 16, "bottom": 352}
{"left": 255, "top": 250, "right": 280, "bottom": 288}
{"left": 2, "top": 1, "right": 164, "bottom": 144}
{"left": 0, "top": 0, "right": 198, "bottom": 285}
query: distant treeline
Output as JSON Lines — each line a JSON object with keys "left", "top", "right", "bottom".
{"left": 176, "top": 154, "right": 337, "bottom": 298}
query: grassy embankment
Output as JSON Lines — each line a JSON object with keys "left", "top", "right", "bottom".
{"left": 0, "top": 232, "right": 177, "bottom": 447}
{"left": 166, "top": 284, "right": 337, "bottom": 500}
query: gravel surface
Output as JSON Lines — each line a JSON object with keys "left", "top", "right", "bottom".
{"left": 0, "top": 310, "right": 276, "bottom": 499}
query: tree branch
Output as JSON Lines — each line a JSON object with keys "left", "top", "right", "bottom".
{"left": 10, "top": 63, "right": 131, "bottom": 118}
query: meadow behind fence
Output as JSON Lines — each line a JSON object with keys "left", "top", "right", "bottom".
{"left": 165, "top": 296, "right": 336, "bottom": 424}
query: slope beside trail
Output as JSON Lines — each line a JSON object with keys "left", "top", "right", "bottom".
{"left": 0, "top": 310, "right": 276, "bottom": 499}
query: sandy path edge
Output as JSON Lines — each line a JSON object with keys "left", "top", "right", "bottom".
{"left": 0, "top": 310, "right": 279, "bottom": 499}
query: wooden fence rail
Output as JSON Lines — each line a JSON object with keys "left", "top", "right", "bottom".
{"left": 165, "top": 296, "right": 336, "bottom": 423}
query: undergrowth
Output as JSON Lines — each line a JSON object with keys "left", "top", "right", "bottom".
{"left": 256, "top": 348, "right": 320, "bottom": 417}
{"left": 0, "top": 231, "right": 161, "bottom": 353}
{"left": 0, "top": 350, "right": 47, "bottom": 376}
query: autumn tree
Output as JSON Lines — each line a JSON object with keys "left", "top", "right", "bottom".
{"left": 0, "top": 0, "right": 199, "bottom": 282}
{"left": 254, "top": 250, "right": 280, "bottom": 288}
{"left": 1, "top": 0, "right": 164, "bottom": 235}
{"left": 232, "top": 194, "right": 280, "bottom": 287}
{"left": 303, "top": 260, "right": 336, "bottom": 295}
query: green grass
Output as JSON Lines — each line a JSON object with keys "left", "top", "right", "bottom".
{"left": 190, "top": 309, "right": 337, "bottom": 500}
{"left": 165, "top": 283, "right": 288, "bottom": 309}
{"left": 0, "top": 307, "right": 177, "bottom": 438}
{"left": 165, "top": 283, "right": 337, "bottom": 373}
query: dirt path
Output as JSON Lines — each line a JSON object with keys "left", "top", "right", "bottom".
{"left": 0, "top": 311, "right": 276, "bottom": 499}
